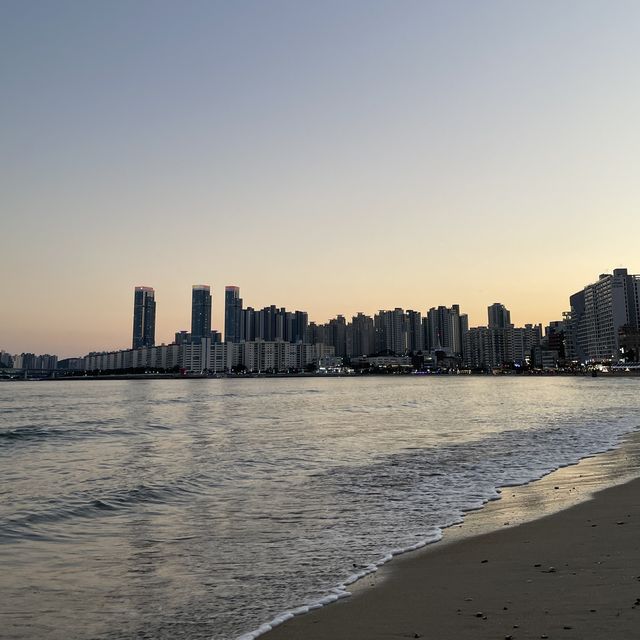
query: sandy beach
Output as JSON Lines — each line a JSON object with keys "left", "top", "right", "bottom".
{"left": 265, "top": 434, "right": 640, "bottom": 640}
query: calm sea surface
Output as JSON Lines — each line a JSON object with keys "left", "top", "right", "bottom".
{"left": 1, "top": 376, "right": 639, "bottom": 639}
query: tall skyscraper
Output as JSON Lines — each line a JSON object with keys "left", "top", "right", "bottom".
{"left": 132, "top": 286, "right": 156, "bottom": 349}
{"left": 224, "top": 286, "right": 243, "bottom": 343}
{"left": 191, "top": 285, "right": 212, "bottom": 340}
{"left": 487, "top": 303, "right": 511, "bottom": 329}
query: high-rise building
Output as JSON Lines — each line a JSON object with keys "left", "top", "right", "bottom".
{"left": 329, "top": 315, "right": 348, "bottom": 357}
{"left": 425, "top": 305, "right": 467, "bottom": 356}
{"left": 241, "top": 306, "right": 256, "bottom": 341}
{"left": 292, "top": 311, "right": 308, "bottom": 344}
{"left": 191, "top": 285, "right": 212, "bottom": 340}
{"left": 132, "top": 286, "right": 156, "bottom": 349}
{"left": 405, "top": 310, "right": 424, "bottom": 353}
{"left": 347, "top": 313, "right": 375, "bottom": 356}
{"left": 374, "top": 309, "right": 407, "bottom": 355}
{"left": 0, "top": 350, "right": 13, "bottom": 368}
{"left": 487, "top": 303, "right": 511, "bottom": 329}
{"left": 566, "top": 268, "right": 640, "bottom": 362}
{"left": 224, "top": 286, "right": 243, "bottom": 343}
{"left": 462, "top": 328, "right": 501, "bottom": 370}
{"left": 242, "top": 305, "right": 308, "bottom": 344}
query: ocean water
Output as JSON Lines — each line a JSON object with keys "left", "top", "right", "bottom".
{"left": 1, "top": 376, "right": 639, "bottom": 639}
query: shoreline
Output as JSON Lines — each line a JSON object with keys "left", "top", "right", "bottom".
{"left": 3, "top": 370, "right": 640, "bottom": 381}
{"left": 260, "top": 432, "right": 640, "bottom": 640}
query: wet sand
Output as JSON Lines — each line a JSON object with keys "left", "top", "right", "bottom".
{"left": 265, "top": 434, "right": 640, "bottom": 639}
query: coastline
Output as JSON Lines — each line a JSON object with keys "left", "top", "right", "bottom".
{"left": 3, "top": 370, "right": 640, "bottom": 382}
{"left": 261, "top": 431, "right": 640, "bottom": 640}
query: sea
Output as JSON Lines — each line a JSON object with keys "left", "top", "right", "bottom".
{"left": 1, "top": 376, "right": 639, "bottom": 640}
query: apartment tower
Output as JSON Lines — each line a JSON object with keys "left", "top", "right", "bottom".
{"left": 191, "top": 285, "right": 212, "bottom": 340}
{"left": 132, "top": 286, "right": 156, "bottom": 349}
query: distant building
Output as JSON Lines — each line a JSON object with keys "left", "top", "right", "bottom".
{"left": 531, "top": 346, "right": 560, "bottom": 370}
{"left": 177, "top": 339, "right": 335, "bottom": 374}
{"left": 132, "top": 286, "right": 156, "bottom": 349}
{"left": 405, "top": 310, "right": 424, "bottom": 353}
{"left": 350, "top": 354, "right": 412, "bottom": 368}
{"left": 503, "top": 324, "right": 542, "bottom": 364}
{"left": 174, "top": 330, "right": 191, "bottom": 345}
{"left": 57, "top": 357, "right": 85, "bottom": 370}
{"left": 462, "top": 328, "right": 500, "bottom": 370}
{"left": 326, "top": 315, "right": 348, "bottom": 357}
{"left": 565, "top": 268, "right": 640, "bottom": 362}
{"left": 292, "top": 310, "right": 308, "bottom": 344}
{"left": 224, "top": 286, "right": 243, "bottom": 343}
{"left": 347, "top": 313, "right": 375, "bottom": 357}
{"left": 0, "top": 350, "right": 13, "bottom": 367}
{"left": 36, "top": 354, "right": 58, "bottom": 370}
{"left": 374, "top": 308, "right": 407, "bottom": 355}
{"left": 425, "top": 305, "right": 467, "bottom": 356}
{"left": 13, "top": 353, "right": 35, "bottom": 369}
{"left": 487, "top": 303, "right": 511, "bottom": 329}
{"left": 619, "top": 325, "right": 640, "bottom": 362}
{"left": 539, "top": 320, "right": 566, "bottom": 366}
{"left": 84, "top": 344, "right": 180, "bottom": 372}
{"left": 235, "top": 303, "right": 308, "bottom": 344}
{"left": 462, "top": 324, "right": 542, "bottom": 370}
{"left": 12, "top": 352, "right": 58, "bottom": 370}
{"left": 191, "top": 285, "right": 212, "bottom": 340}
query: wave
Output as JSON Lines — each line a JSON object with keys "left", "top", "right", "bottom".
{"left": 0, "top": 420, "right": 163, "bottom": 447}
{"left": 0, "top": 478, "right": 203, "bottom": 542}
{"left": 0, "top": 425, "right": 72, "bottom": 443}
{"left": 235, "top": 420, "right": 640, "bottom": 640}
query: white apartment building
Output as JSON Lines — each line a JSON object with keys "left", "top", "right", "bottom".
{"left": 567, "top": 268, "right": 640, "bottom": 361}
{"left": 84, "top": 340, "right": 337, "bottom": 374}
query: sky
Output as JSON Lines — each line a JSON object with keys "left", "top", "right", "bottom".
{"left": 2, "top": 0, "right": 640, "bottom": 357}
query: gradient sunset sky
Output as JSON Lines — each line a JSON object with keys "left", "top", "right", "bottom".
{"left": 2, "top": 1, "right": 640, "bottom": 357}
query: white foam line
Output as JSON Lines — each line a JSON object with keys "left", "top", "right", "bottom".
{"left": 235, "top": 426, "right": 640, "bottom": 640}
{"left": 234, "top": 529, "right": 445, "bottom": 640}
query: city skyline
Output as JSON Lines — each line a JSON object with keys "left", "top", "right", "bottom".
{"left": 3, "top": 2, "right": 640, "bottom": 356}
{"left": 4, "top": 265, "right": 639, "bottom": 372}
{"left": 3, "top": 265, "right": 637, "bottom": 360}
{"left": 0, "top": 268, "right": 637, "bottom": 358}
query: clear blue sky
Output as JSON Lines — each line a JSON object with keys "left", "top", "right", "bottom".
{"left": 2, "top": 1, "right": 640, "bottom": 356}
